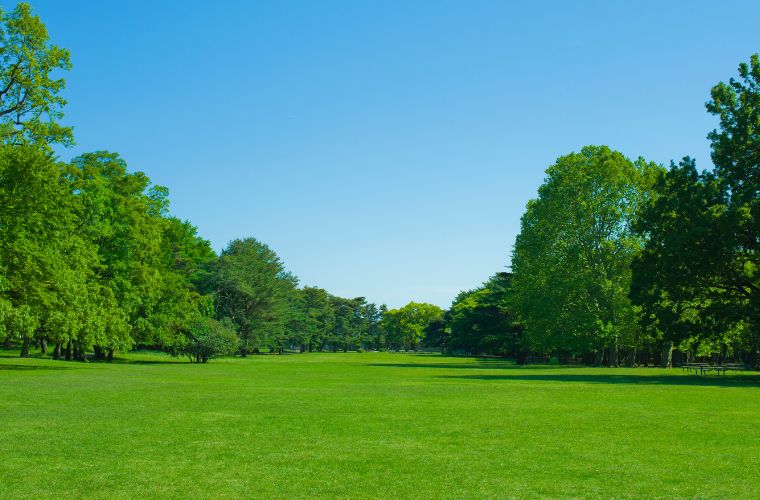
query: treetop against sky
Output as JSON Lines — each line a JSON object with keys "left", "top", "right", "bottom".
{"left": 17, "top": 0, "right": 760, "bottom": 307}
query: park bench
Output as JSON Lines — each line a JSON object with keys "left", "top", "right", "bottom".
{"left": 681, "top": 362, "right": 710, "bottom": 373}
{"left": 682, "top": 362, "right": 750, "bottom": 375}
{"left": 698, "top": 365, "right": 727, "bottom": 375}
{"left": 723, "top": 363, "right": 748, "bottom": 372}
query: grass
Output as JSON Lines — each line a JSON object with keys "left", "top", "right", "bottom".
{"left": 2, "top": 351, "right": 760, "bottom": 498}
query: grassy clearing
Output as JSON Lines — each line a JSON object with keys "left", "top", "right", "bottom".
{"left": 1, "top": 351, "right": 759, "bottom": 498}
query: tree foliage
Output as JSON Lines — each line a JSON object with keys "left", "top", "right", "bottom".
{"left": 0, "top": 3, "right": 72, "bottom": 147}
{"left": 511, "top": 146, "right": 660, "bottom": 364}
{"left": 632, "top": 54, "right": 760, "bottom": 366}
{"left": 381, "top": 302, "right": 443, "bottom": 350}
{"left": 448, "top": 273, "right": 520, "bottom": 356}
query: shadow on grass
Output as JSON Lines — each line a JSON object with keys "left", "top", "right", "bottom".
{"left": 367, "top": 362, "right": 522, "bottom": 370}
{"left": 95, "top": 357, "right": 184, "bottom": 365}
{"left": 0, "top": 363, "right": 72, "bottom": 371}
{"left": 437, "top": 373, "right": 760, "bottom": 388}
{"left": 366, "top": 357, "right": 539, "bottom": 371}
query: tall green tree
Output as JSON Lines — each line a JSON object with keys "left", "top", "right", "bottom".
{"left": 632, "top": 55, "right": 760, "bottom": 366}
{"left": 328, "top": 296, "right": 369, "bottom": 352}
{"left": 298, "top": 286, "right": 335, "bottom": 352}
{"left": 213, "top": 238, "right": 295, "bottom": 355}
{"left": 0, "top": 145, "right": 90, "bottom": 357}
{"left": 380, "top": 302, "right": 444, "bottom": 351}
{"left": 64, "top": 152, "right": 168, "bottom": 355}
{"left": 448, "top": 272, "right": 520, "bottom": 356}
{"left": 0, "top": 3, "right": 72, "bottom": 147}
{"left": 511, "top": 146, "right": 660, "bottom": 365}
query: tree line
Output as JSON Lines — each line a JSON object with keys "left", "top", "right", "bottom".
{"left": 0, "top": 4, "right": 401, "bottom": 362}
{"left": 1, "top": 4, "right": 758, "bottom": 367}
{"left": 443, "top": 55, "right": 760, "bottom": 368}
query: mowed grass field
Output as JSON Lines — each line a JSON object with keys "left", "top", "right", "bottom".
{"left": 2, "top": 351, "right": 760, "bottom": 498}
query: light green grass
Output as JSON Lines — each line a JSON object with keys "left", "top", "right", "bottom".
{"left": 1, "top": 351, "right": 759, "bottom": 498}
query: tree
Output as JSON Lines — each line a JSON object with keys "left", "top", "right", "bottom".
{"left": 213, "top": 238, "right": 295, "bottom": 355}
{"left": 64, "top": 152, "right": 167, "bottom": 356}
{"left": 297, "top": 286, "right": 335, "bottom": 352}
{"left": 0, "top": 145, "right": 91, "bottom": 358}
{"left": 632, "top": 55, "right": 760, "bottom": 366}
{"left": 149, "top": 216, "right": 217, "bottom": 358}
{"left": 448, "top": 273, "right": 520, "bottom": 356}
{"left": 364, "top": 302, "right": 382, "bottom": 350}
{"left": 380, "top": 302, "right": 444, "bottom": 351}
{"left": 511, "top": 146, "right": 660, "bottom": 365}
{"left": 423, "top": 316, "right": 449, "bottom": 353}
{"left": 329, "top": 296, "right": 366, "bottom": 352}
{"left": 171, "top": 317, "right": 238, "bottom": 363}
{"left": 0, "top": 3, "right": 73, "bottom": 147}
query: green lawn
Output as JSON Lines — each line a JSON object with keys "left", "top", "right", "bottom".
{"left": 2, "top": 351, "right": 759, "bottom": 498}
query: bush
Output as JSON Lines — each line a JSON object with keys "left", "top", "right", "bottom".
{"left": 548, "top": 356, "right": 559, "bottom": 365}
{"left": 174, "top": 318, "right": 238, "bottom": 363}
{"left": 356, "top": 348, "right": 365, "bottom": 353}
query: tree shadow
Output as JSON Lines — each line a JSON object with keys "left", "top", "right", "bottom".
{"left": 101, "top": 357, "right": 186, "bottom": 365}
{"left": 366, "top": 358, "right": 560, "bottom": 371}
{"left": 0, "top": 363, "right": 72, "bottom": 371}
{"left": 367, "top": 362, "right": 519, "bottom": 370}
{"left": 438, "top": 373, "right": 760, "bottom": 388}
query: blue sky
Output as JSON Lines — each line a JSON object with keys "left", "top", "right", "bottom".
{"left": 23, "top": 0, "right": 760, "bottom": 308}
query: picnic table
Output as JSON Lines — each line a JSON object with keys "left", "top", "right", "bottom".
{"left": 682, "top": 362, "right": 749, "bottom": 375}
{"left": 681, "top": 363, "right": 710, "bottom": 373}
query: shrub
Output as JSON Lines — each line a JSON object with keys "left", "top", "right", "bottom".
{"left": 173, "top": 317, "right": 238, "bottom": 363}
{"left": 548, "top": 356, "right": 559, "bottom": 365}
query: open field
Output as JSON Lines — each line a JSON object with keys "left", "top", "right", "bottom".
{"left": 2, "top": 351, "right": 760, "bottom": 498}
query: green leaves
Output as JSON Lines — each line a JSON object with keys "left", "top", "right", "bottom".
{"left": 213, "top": 238, "right": 295, "bottom": 354}
{"left": 381, "top": 302, "right": 443, "bottom": 350}
{"left": 511, "top": 146, "right": 659, "bottom": 359}
{"left": 632, "top": 55, "right": 760, "bottom": 364}
{"left": 448, "top": 273, "right": 519, "bottom": 355}
{"left": 0, "top": 3, "right": 73, "bottom": 147}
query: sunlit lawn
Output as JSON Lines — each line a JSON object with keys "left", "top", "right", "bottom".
{"left": 2, "top": 350, "right": 759, "bottom": 498}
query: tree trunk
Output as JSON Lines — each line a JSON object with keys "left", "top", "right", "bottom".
{"left": 661, "top": 342, "right": 673, "bottom": 368}
{"left": 594, "top": 349, "right": 604, "bottom": 366}
{"left": 748, "top": 326, "right": 759, "bottom": 369}
{"left": 53, "top": 343, "right": 62, "bottom": 360}
{"left": 20, "top": 335, "right": 30, "bottom": 358}
{"left": 40, "top": 337, "right": 47, "bottom": 354}
{"left": 608, "top": 342, "right": 619, "bottom": 367}
{"left": 76, "top": 343, "right": 87, "bottom": 362}
{"left": 107, "top": 349, "right": 114, "bottom": 361}
{"left": 65, "top": 340, "right": 72, "bottom": 361}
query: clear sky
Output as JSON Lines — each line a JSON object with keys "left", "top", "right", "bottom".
{"left": 22, "top": 0, "right": 760, "bottom": 308}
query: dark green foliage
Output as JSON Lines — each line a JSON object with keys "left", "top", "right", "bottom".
{"left": 632, "top": 55, "right": 760, "bottom": 366}
{"left": 447, "top": 273, "right": 521, "bottom": 356}
{"left": 213, "top": 238, "right": 296, "bottom": 355}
